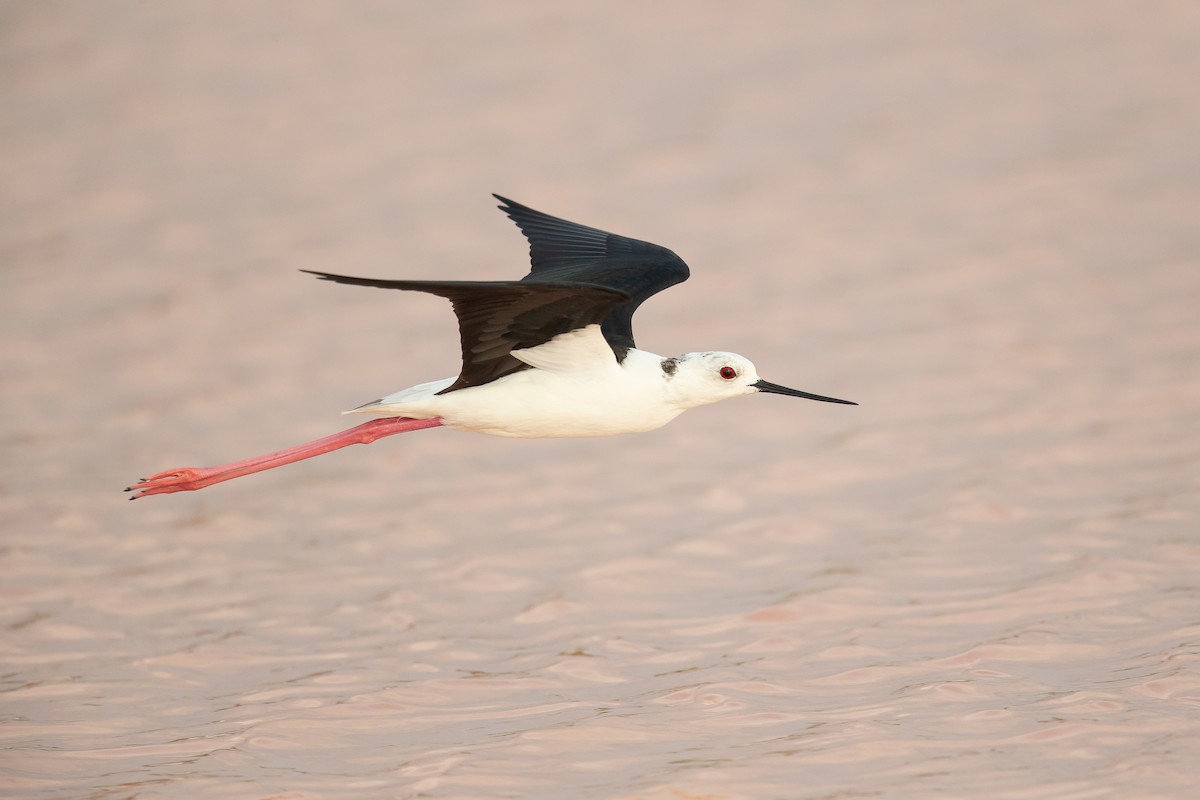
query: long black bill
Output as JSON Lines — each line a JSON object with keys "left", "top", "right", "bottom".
{"left": 754, "top": 379, "right": 857, "bottom": 405}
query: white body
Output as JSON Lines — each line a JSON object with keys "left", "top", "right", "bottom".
{"left": 346, "top": 325, "right": 765, "bottom": 438}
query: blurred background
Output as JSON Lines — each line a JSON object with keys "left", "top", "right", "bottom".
{"left": 2, "top": 3, "right": 1198, "bottom": 799}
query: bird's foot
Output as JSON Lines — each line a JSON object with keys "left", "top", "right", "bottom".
{"left": 126, "top": 467, "right": 216, "bottom": 499}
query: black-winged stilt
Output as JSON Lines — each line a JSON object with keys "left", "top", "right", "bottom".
{"left": 128, "top": 195, "right": 855, "bottom": 498}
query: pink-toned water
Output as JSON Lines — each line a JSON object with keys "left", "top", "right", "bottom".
{"left": 2, "top": 3, "right": 1198, "bottom": 798}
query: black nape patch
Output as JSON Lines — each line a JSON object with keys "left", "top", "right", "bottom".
{"left": 661, "top": 357, "right": 679, "bottom": 377}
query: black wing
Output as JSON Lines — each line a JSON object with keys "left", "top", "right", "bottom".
{"left": 495, "top": 195, "right": 690, "bottom": 354}
{"left": 303, "top": 271, "right": 629, "bottom": 393}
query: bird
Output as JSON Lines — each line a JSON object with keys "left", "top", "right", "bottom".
{"left": 127, "top": 195, "right": 855, "bottom": 499}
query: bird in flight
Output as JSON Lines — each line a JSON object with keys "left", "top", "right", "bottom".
{"left": 128, "top": 195, "right": 855, "bottom": 498}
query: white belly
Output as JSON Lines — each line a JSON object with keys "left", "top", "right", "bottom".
{"left": 420, "top": 367, "right": 684, "bottom": 438}
{"left": 355, "top": 347, "right": 685, "bottom": 438}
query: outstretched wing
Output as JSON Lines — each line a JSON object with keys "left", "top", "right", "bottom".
{"left": 303, "top": 271, "right": 629, "bottom": 393}
{"left": 494, "top": 195, "right": 690, "bottom": 354}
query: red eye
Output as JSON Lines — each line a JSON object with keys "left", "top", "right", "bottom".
{"left": 719, "top": 366, "right": 737, "bottom": 380}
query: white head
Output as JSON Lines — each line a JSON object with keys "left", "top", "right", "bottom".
{"left": 663, "top": 351, "right": 856, "bottom": 410}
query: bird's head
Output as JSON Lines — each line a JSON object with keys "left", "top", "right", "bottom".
{"left": 666, "top": 351, "right": 856, "bottom": 409}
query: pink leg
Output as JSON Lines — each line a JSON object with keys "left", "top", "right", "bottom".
{"left": 127, "top": 416, "right": 443, "bottom": 499}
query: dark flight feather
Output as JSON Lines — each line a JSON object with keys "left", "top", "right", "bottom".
{"left": 302, "top": 271, "right": 629, "bottom": 393}
{"left": 494, "top": 195, "right": 691, "bottom": 353}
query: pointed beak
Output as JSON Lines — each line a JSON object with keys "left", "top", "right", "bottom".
{"left": 754, "top": 379, "right": 857, "bottom": 405}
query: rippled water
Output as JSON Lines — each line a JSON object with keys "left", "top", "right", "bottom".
{"left": 3, "top": 3, "right": 1199, "bottom": 798}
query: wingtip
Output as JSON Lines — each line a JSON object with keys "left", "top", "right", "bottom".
{"left": 300, "top": 269, "right": 338, "bottom": 282}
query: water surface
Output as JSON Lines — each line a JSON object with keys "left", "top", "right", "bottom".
{"left": 2, "top": 3, "right": 1198, "bottom": 798}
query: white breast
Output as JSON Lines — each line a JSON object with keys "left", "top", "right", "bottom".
{"left": 348, "top": 327, "right": 685, "bottom": 438}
